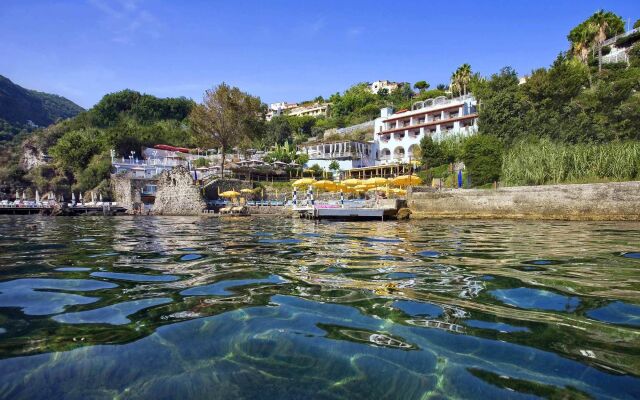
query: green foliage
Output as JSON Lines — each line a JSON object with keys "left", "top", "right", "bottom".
{"left": 413, "top": 81, "right": 429, "bottom": 91}
{"left": 264, "top": 141, "right": 307, "bottom": 164}
{"left": 634, "top": 19, "right": 640, "bottom": 29}
{"left": 90, "top": 90, "right": 193, "bottom": 127}
{"left": 474, "top": 67, "right": 527, "bottom": 144}
{"left": 0, "top": 89, "right": 195, "bottom": 196}
{"left": 568, "top": 10, "right": 625, "bottom": 61}
{"left": 309, "top": 163, "right": 322, "bottom": 173}
{"left": 451, "top": 64, "right": 472, "bottom": 96}
{"left": 502, "top": 138, "right": 640, "bottom": 186}
{"left": 328, "top": 160, "right": 340, "bottom": 171}
{"left": 49, "top": 129, "right": 101, "bottom": 171}
{"left": 194, "top": 157, "right": 210, "bottom": 167}
{"left": 419, "top": 136, "right": 448, "bottom": 168}
{"left": 75, "top": 153, "right": 112, "bottom": 193}
{"left": 462, "top": 134, "right": 503, "bottom": 186}
{"left": 0, "top": 74, "right": 84, "bottom": 139}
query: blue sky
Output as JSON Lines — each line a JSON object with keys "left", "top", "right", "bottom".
{"left": 1, "top": 0, "right": 638, "bottom": 108}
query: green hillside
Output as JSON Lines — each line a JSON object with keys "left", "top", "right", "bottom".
{"left": 0, "top": 75, "right": 85, "bottom": 140}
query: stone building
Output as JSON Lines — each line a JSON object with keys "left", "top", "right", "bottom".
{"left": 152, "top": 166, "right": 206, "bottom": 215}
{"left": 111, "top": 172, "right": 149, "bottom": 214}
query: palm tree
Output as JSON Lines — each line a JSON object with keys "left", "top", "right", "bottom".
{"left": 568, "top": 25, "right": 593, "bottom": 63}
{"left": 451, "top": 64, "right": 472, "bottom": 96}
{"left": 568, "top": 10, "right": 625, "bottom": 70}
{"left": 590, "top": 10, "right": 625, "bottom": 72}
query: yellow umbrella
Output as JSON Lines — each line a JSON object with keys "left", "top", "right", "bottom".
{"left": 343, "top": 178, "right": 361, "bottom": 186}
{"left": 312, "top": 180, "right": 336, "bottom": 190}
{"left": 391, "top": 175, "right": 423, "bottom": 187}
{"left": 392, "top": 188, "right": 407, "bottom": 196}
{"left": 240, "top": 188, "right": 254, "bottom": 194}
{"left": 354, "top": 184, "right": 369, "bottom": 191}
{"left": 293, "top": 178, "right": 316, "bottom": 187}
{"left": 365, "top": 177, "right": 388, "bottom": 186}
{"left": 220, "top": 190, "right": 240, "bottom": 198}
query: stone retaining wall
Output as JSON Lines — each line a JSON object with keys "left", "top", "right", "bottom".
{"left": 246, "top": 206, "right": 296, "bottom": 216}
{"left": 408, "top": 181, "right": 640, "bottom": 221}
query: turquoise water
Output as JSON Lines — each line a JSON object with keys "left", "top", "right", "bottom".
{"left": 0, "top": 216, "right": 639, "bottom": 399}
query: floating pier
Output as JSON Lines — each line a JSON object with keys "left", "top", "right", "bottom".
{"left": 294, "top": 199, "right": 406, "bottom": 221}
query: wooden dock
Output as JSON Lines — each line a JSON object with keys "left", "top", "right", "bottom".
{"left": 0, "top": 205, "right": 127, "bottom": 216}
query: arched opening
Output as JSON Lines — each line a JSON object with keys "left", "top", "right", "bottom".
{"left": 393, "top": 146, "right": 405, "bottom": 160}
{"left": 380, "top": 148, "right": 391, "bottom": 160}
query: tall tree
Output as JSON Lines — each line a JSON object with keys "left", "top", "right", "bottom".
{"left": 451, "top": 64, "right": 472, "bottom": 96}
{"left": 590, "top": 10, "right": 625, "bottom": 72}
{"left": 189, "top": 83, "right": 263, "bottom": 177}
{"left": 413, "top": 81, "right": 430, "bottom": 92}
{"left": 568, "top": 10, "right": 625, "bottom": 70}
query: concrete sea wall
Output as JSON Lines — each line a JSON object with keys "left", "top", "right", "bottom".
{"left": 409, "top": 181, "right": 640, "bottom": 221}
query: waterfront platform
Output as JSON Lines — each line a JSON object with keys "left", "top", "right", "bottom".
{"left": 294, "top": 199, "right": 406, "bottom": 220}
{"left": 0, "top": 205, "right": 128, "bottom": 216}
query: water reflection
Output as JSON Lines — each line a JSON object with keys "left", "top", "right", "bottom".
{"left": 0, "top": 215, "right": 639, "bottom": 399}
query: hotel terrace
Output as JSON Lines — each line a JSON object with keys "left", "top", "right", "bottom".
{"left": 298, "top": 140, "right": 375, "bottom": 171}
{"left": 374, "top": 94, "right": 478, "bottom": 164}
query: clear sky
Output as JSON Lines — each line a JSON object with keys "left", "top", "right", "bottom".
{"left": 1, "top": 0, "right": 638, "bottom": 108}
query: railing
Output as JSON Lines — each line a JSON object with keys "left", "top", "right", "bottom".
{"left": 602, "top": 51, "right": 629, "bottom": 64}
{"left": 113, "top": 158, "right": 188, "bottom": 167}
{"left": 602, "top": 28, "right": 639, "bottom": 47}
{"left": 411, "top": 94, "right": 473, "bottom": 111}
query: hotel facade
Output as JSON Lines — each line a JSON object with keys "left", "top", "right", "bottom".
{"left": 373, "top": 94, "right": 478, "bottom": 164}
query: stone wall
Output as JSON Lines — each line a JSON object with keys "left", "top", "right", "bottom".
{"left": 409, "top": 181, "right": 640, "bottom": 221}
{"left": 111, "top": 173, "right": 149, "bottom": 213}
{"left": 246, "top": 206, "right": 296, "bottom": 216}
{"left": 152, "top": 166, "right": 206, "bottom": 215}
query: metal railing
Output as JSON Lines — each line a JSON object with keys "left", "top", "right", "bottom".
{"left": 411, "top": 94, "right": 473, "bottom": 111}
{"left": 602, "top": 51, "right": 629, "bottom": 64}
{"left": 602, "top": 28, "right": 640, "bottom": 47}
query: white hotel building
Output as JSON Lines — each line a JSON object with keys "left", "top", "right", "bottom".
{"left": 373, "top": 94, "right": 478, "bottom": 164}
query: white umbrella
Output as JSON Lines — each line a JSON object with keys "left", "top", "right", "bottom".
{"left": 79, "top": 193, "right": 83, "bottom": 203}
{"left": 22, "top": 192, "right": 26, "bottom": 201}
{"left": 15, "top": 190, "right": 19, "bottom": 201}
{"left": 99, "top": 193, "right": 103, "bottom": 202}
{"left": 91, "top": 191, "right": 95, "bottom": 203}
{"left": 35, "top": 190, "right": 40, "bottom": 203}
{"left": 72, "top": 192, "right": 76, "bottom": 202}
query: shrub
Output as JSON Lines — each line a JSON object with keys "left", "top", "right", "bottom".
{"left": 419, "top": 136, "right": 448, "bottom": 168}
{"left": 462, "top": 134, "right": 503, "bottom": 186}
{"left": 194, "top": 157, "right": 210, "bottom": 167}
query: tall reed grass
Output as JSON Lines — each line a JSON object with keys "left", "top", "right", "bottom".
{"left": 502, "top": 139, "right": 640, "bottom": 186}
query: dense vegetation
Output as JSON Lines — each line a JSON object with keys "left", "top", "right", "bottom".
{"left": 502, "top": 139, "right": 640, "bottom": 186}
{"left": 420, "top": 10, "right": 640, "bottom": 187}
{"left": 0, "top": 75, "right": 85, "bottom": 140}
{"left": 0, "top": 90, "right": 194, "bottom": 198}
